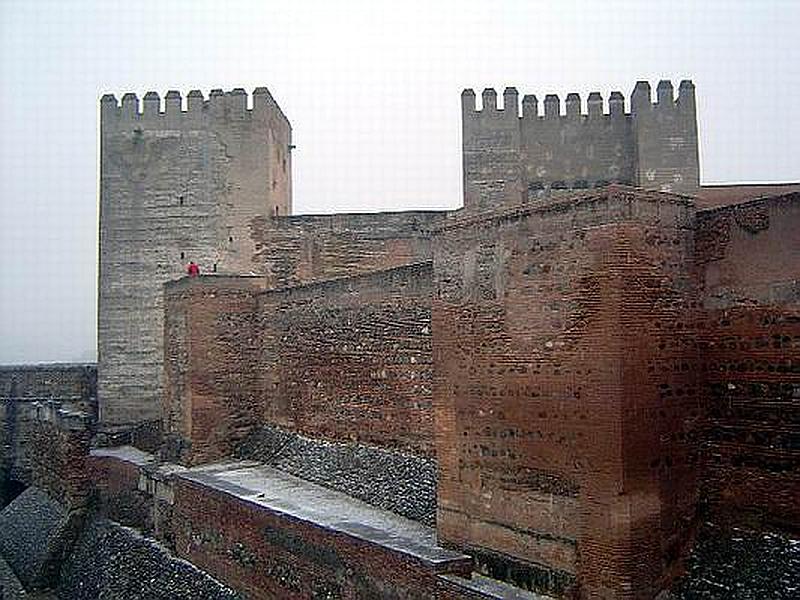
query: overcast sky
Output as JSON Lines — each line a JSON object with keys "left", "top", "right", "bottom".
{"left": 1, "top": 0, "right": 798, "bottom": 364}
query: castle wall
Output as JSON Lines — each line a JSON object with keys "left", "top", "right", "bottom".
{"left": 462, "top": 81, "right": 699, "bottom": 211}
{"left": 163, "top": 276, "right": 264, "bottom": 465}
{"left": 163, "top": 263, "right": 434, "bottom": 465}
{"left": 1, "top": 365, "right": 96, "bottom": 508}
{"left": 695, "top": 192, "right": 800, "bottom": 529}
{"left": 433, "top": 187, "right": 700, "bottom": 598}
{"left": 258, "top": 262, "right": 434, "bottom": 456}
{"left": 98, "top": 88, "right": 291, "bottom": 428}
{"left": 250, "top": 210, "right": 445, "bottom": 288}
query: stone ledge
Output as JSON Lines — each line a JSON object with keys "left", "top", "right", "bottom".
{"left": 177, "top": 461, "right": 470, "bottom": 570}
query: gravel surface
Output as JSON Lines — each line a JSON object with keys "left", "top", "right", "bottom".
{"left": 670, "top": 522, "right": 800, "bottom": 599}
{"left": 57, "top": 518, "right": 241, "bottom": 600}
{"left": 0, "top": 554, "right": 27, "bottom": 599}
{"left": 237, "top": 424, "right": 437, "bottom": 525}
{"left": 0, "top": 486, "right": 69, "bottom": 590}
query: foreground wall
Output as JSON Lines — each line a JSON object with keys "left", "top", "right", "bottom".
{"left": 696, "top": 192, "right": 800, "bottom": 530}
{"left": 258, "top": 261, "right": 434, "bottom": 456}
{"left": 433, "top": 187, "right": 701, "bottom": 598}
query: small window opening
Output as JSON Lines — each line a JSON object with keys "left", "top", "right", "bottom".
{"left": 282, "top": 158, "right": 286, "bottom": 172}
{"left": 179, "top": 195, "right": 184, "bottom": 205}
{"left": 229, "top": 236, "right": 233, "bottom": 243}
{"left": 274, "top": 206, "right": 279, "bottom": 217}
{"left": 213, "top": 263, "right": 217, "bottom": 273}
{"left": 180, "top": 251, "right": 185, "bottom": 260}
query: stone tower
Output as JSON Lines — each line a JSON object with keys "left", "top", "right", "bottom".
{"left": 98, "top": 87, "right": 291, "bottom": 430}
{"left": 461, "top": 80, "right": 699, "bottom": 211}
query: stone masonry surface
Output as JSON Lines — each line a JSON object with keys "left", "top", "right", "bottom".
{"left": 3, "top": 81, "right": 793, "bottom": 599}
{"left": 462, "top": 80, "right": 699, "bottom": 211}
{"left": 163, "top": 262, "right": 435, "bottom": 465}
{"left": 251, "top": 210, "right": 446, "bottom": 289}
{"left": 173, "top": 461, "right": 472, "bottom": 599}
{"left": 1, "top": 365, "right": 95, "bottom": 510}
{"left": 98, "top": 87, "right": 290, "bottom": 427}
{"left": 695, "top": 193, "right": 800, "bottom": 530}
{"left": 670, "top": 522, "right": 800, "bottom": 599}
{"left": 237, "top": 424, "right": 437, "bottom": 525}
{"left": 57, "top": 517, "right": 242, "bottom": 600}
{"left": 0, "top": 486, "right": 72, "bottom": 590}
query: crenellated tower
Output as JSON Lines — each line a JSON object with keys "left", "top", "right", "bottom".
{"left": 462, "top": 80, "right": 700, "bottom": 210}
{"left": 98, "top": 87, "right": 292, "bottom": 430}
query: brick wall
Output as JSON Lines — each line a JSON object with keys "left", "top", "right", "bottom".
{"left": 250, "top": 210, "right": 444, "bottom": 288}
{"left": 172, "top": 471, "right": 471, "bottom": 600}
{"left": 0, "top": 364, "right": 96, "bottom": 411}
{"left": 433, "top": 187, "right": 700, "bottom": 598}
{"left": 696, "top": 193, "right": 800, "bottom": 530}
{"left": 258, "top": 262, "right": 434, "bottom": 456}
{"left": 163, "top": 276, "right": 265, "bottom": 465}
{"left": 163, "top": 264, "right": 434, "bottom": 465}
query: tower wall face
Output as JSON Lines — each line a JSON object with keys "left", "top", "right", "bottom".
{"left": 462, "top": 80, "right": 699, "bottom": 211}
{"left": 98, "top": 88, "right": 291, "bottom": 427}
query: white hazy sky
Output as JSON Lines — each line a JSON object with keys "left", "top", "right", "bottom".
{"left": 1, "top": 0, "right": 798, "bottom": 364}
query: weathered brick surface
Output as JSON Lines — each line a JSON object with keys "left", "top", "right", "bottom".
{"left": 0, "top": 364, "right": 96, "bottom": 407}
{"left": 259, "top": 262, "right": 434, "bottom": 456}
{"left": 251, "top": 210, "right": 445, "bottom": 288}
{"left": 88, "top": 447, "right": 183, "bottom": 549}
{"left": 696, "top": 193, "right": 800, "bottom": 530}
{"left": 462, "top": 81, "right": 699, "bottom": 211}
{"left": 98, "top": 88, "right": 291, "bottom": 427}
{"left": 164, "top": 263, "right": 434, "bottom": 464}
{"left": 172, "top": 467, "right": 472, "bottom": 600}
{"left": 433, "top": 188, "right": 701, "bottom": 598}
{"left": 1, "top": 365, "right": 95, "bottom": 510}
{"left": 163, "top": 276, "right": 264, "bottom": 465}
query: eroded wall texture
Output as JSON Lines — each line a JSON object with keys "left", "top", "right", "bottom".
{"left": 462, "top": 80, "right": 699, "bottom": 211}
{"left": 163, "top": 262, "right": 434, "bottom": 465}
{"left": 433, "top": 188, "right": 701, "bottom": 598}
{"left": 696, "top": 192, "right": 800, "bottom": 530}
{"left": 250, "top": 210, "right": 445, "bottom": 288}
{"left": 1, "top": 365, "right": 96, "bottom": 508}
{"left": 98, "top": 88, "right": 291, "bottom": 428}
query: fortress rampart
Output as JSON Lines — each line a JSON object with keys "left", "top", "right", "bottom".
{"left": 1, "top": 82, "right": 797, "bottom": 600}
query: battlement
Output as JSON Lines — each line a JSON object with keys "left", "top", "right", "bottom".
{"left": 461, "top": 79, "right": 700, "bottom": 209}
{"left": 100, "top": 86, "right": 289, "bottom": 131}
{"left": 462, "top": 79, "right": 695, "bottom": 120}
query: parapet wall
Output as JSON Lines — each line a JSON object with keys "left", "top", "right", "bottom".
{"left": 462, "top": 80, "right": 699, "bottom": 211}
{"left": 98, "top": 86, "right": 291, "bottom": 428}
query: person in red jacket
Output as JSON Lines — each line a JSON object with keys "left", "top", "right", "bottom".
{"left": 187, "top": 261, "right": 200, "bottom": 277}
